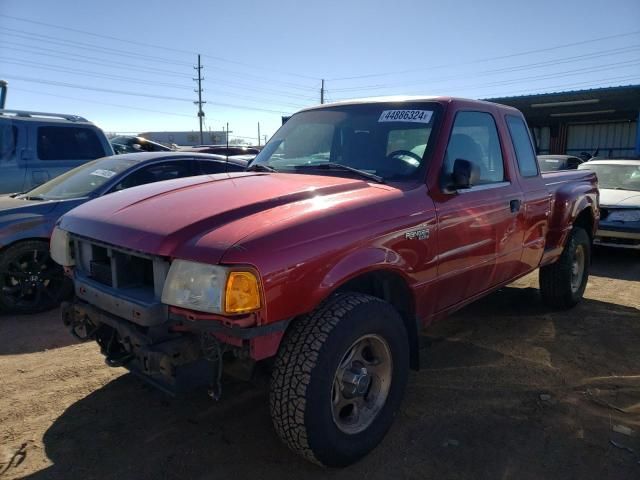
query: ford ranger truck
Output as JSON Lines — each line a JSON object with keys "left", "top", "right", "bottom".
{"left": 52, "top": 97, "right": 599, "bottom": 467}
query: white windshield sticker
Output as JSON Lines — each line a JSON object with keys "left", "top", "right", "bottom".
{"left": 90, "top": 169, "right": 117, "bottom": 179}
{"left": 378, "top": 110, "right": 433, "bottom": 123}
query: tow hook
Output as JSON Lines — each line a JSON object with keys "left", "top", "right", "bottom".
{"left": 61, "top": 301, "right": 99, "bottom": 341}
{"left": 105, "top": 352, "right": 134, "bottom": 367}
{"left": 201, "top": 334, "right": 225, "bottom": 401}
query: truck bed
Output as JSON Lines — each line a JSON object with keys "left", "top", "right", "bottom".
{"left": 541, "top": 168, "right": 597, "bottom": 191}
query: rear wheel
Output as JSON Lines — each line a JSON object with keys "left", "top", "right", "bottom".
{"left": 539, "top": 227, "right": 591, "bottom": 309}
{"left": 269, "top": 293, "right": 409, "bottom": 467}
{"left": 0, "top": 240, "right": 73, "bottom": 314}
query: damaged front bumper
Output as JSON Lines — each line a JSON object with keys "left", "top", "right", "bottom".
{"left": 61, "top": 299, "right": 288, "bottom": 397}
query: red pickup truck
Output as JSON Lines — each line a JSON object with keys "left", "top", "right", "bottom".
{"left": 52, "top": 97, "right": 598, "bottom": 467}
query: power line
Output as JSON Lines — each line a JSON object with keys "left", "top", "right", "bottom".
{"left": 327, "top": 59, "right": 640, "bottom": 101}
{"left": 0, "top": 28, "right": 194, "bottom": 67}
{"left": 451, "top": 59, "right": 640, "bottom": 92}
{"left": 0, "top": 13, "right": 320, "bottom": 81}
{"left": 3, "top": 27, "right": 319, "bottom": 92}
{"left": 10, "top": 87, "right": 200, "bottom": 119}
{"left": 0, "top": 57, "right": 192, "bottom": 90}
{"left": 1, "top": 32, "right": 318, "bottom": 96}
{"left": 2, "top": 55, "right": 310, "bottom": 109}
{"left": 5, "top": 75, "right": 296, "bottom": 114}
{"left": 479, "top": 75, "right": 640, "bottom": 99}
{"left": 330, "top": 45, "right": 640, "bottom": 92}
{"left": 328, "top": 29, "right": 640, "bottom": 81}
{"left": 2, "top": 41, "right": 315, "bottom": 102}
{"left": 1, "top": 41, "right": 194, "bottom": 78}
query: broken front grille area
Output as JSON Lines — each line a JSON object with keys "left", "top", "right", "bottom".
{"left": 72, "top": 235, "right": 169, "bottom": 304}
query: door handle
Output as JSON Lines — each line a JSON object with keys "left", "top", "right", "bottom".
{"left": 509, "top": 199, "right": 521, "bottom": 213}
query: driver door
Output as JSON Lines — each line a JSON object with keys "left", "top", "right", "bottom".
{"left": 433, "top": 110, "right": 523, "bottom": 312}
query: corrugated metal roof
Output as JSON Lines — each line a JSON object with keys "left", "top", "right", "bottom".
{"left": 485, "top": 84, "right": 640, "bottom": 125}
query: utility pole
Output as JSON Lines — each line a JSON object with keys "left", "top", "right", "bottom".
{"left": 320, "top": 79, "right": 325, "bottom": 104}
{"left": 263, "top": 134, "right": 267, "bottom": 145}
{"left": 257, "top": 122, "right": 261, "bottom": 146}
{"left": 193, "top": 54, "right": 206, "bottom": 145}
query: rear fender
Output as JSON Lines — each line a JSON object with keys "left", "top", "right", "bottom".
{"left": 542, "top": 183, "right": 598, "bottom": 265}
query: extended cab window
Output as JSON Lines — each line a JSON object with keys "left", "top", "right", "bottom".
{"left": 444, "top": 111, "right": 504, "bottom": 185}
{"left": 506, "top": 115, "right": 538, "bottom": 177}
{"left": 37, "top": 126, "right": 105, "bottom": 161}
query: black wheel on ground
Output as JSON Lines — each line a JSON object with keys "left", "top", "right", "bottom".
{"left": 539, "top": 227, "right": 591, "bottom": 309}
{"left": 0, "top": 240, "right": 73, "bottom": 314}
{"left": 269, "top": 292, "right": 409, "bottom": 467}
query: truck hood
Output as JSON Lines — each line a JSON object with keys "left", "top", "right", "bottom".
{"left": 600, "top": 188, "right": 640, "bottom": 207}
{"left": 58, "top": 172, "right": 382, "bottom": 262}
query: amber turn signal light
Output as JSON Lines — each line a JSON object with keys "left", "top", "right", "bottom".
{"left": 224, "top": 271, "right": 261, "bottom": 314}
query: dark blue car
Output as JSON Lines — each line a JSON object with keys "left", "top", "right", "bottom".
{"left": 0, "top": 151, "right": 247, "bottom": 313}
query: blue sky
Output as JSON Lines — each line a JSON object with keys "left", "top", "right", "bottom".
{"left": 1, "top": 0, "right": 639, "bottom": 143}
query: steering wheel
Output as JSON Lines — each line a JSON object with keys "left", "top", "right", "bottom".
{"left": 386, "top": 150, "right": 422, "bottom": 175}
{"left": 386, "top": 150, "right": 422, "bottom": 163}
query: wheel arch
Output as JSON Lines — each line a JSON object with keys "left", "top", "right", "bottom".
{"left": 573, "top": 206, "right": 596, "bottom": 241}
{"left": 331, "top": 268, "right": 420, "bottom": 370}
{"left": 0, "top": 236, "right": 51, "bottom": 254}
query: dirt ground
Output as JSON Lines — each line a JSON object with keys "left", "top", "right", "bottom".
{"left": 1, "top": 248, "right": 639, "bottom": 480}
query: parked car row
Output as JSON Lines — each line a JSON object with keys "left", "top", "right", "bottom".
{"left": 110, "top": 135, "right": 174, "bottom": 154}
{"left": 0, "top": 109, "right": 114, "bottom": 194}
{"left": 578, "top": 159, "right": 640, "bottom": 249}
{"left": 0, "top": 152, "right": 247, "bottom": 313}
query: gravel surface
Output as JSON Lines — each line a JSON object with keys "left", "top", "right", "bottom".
{"left": 1, "top": 248, "right": 638, "bottom": 479}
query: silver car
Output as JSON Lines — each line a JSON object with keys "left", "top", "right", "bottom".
{"left": 578, "top": 159, "right": 640, "bottom": 249}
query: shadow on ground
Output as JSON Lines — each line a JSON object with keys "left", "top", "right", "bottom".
{"left": 591, "top": 246, "right": 640, "bottom": 281}
{"left": 0, "top": 307, "right": 80, "bottom": 355}
{"left": 26, "top": 290, "right": 640, "bottom": 480}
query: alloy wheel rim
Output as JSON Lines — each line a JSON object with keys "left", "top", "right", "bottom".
{"left": 331, "top": 334, "right": 393, "bottom": 434}
{"left": 1, "top": 248, "right": 64, "bottom": 309}
{"left": 570, "top": 244, "right": 585, "bottom": 293}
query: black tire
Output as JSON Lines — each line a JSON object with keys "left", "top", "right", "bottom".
{"left": 539, "top": 227, "right": 591, "bottom": 309}
{"left": 0, "top": 240, "right": 73, "bottom": 314}
{"left": 269, "top": 292, "right": 409, "bottom": 467}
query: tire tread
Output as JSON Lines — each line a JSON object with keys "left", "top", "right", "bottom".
{"left": 269, "top": 292, "right": 380, "bottom": 465}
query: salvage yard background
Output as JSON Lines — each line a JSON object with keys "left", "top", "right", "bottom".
{"left": 1, "top": 248, "right": 638, "bottom": 480}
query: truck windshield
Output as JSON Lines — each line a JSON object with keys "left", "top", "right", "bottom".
{"left": 579, "top": 163, "right": 640, "bottom": 192}
{"left": 24, "top": 156, "right": 139, "bottom": 200}
{"left": 251, "top": 102, "right": 440, "bottom": 181}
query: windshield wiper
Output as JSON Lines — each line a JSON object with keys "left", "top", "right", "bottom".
{"left": 295, "top": 162, "right": 384, "bottom": 184}
{"left": 24, "top": 195, "right": 47, "bottom": 201}
{"left": 247, "top": 163, "right": 278, "bottom": 173}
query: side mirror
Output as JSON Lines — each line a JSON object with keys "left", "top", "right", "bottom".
{"left": 451, "top": 158, "right": 480, "bottom": 190}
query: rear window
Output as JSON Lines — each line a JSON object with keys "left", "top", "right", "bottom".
{"left": 37, "top": 126, "right": 105, "bottom": 161}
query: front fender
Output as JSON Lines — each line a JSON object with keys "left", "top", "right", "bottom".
{"left": 0, "top": 214, "right": 55, "bottom": 249}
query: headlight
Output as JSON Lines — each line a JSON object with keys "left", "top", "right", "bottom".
{"left": 161, "top": 260, "right": 261, "bottom": 315}
{"left": 607, "top": 209, "right": 640, "bottom": 222}
{"left": 50, "top": 227, "right": 75, "bottom": 266}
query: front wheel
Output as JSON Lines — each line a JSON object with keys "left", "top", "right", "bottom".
{"left": 539, "top": 227, "right": 591, "bottom": 309}
{"left": 0, "top": 240, "right": 73, "bottom": 314}
{"left": 269, "top": 293, "right": 409, "bottom": 467}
